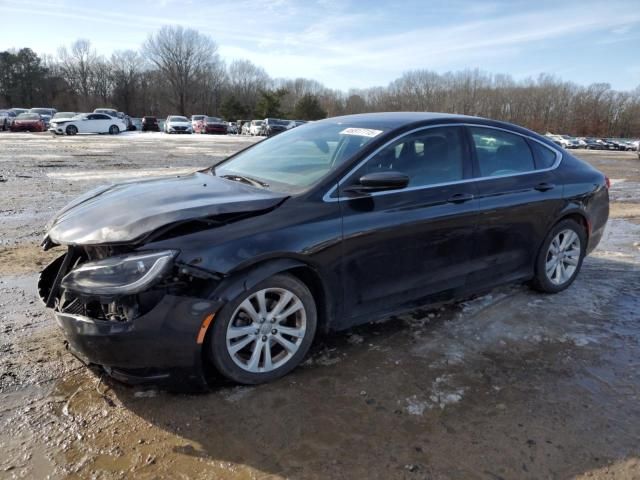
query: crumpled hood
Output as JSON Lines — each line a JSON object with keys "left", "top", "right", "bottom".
{"left": 45, "top": 172, "right": 287, "bottom": 246}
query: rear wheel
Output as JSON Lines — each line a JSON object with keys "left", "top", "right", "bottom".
{"left": 531, "top": 219, "right": 586, "bottom": 293}
{"left": 109, "top": 125, "right": 120, "bottom": 135}
{"left": 208, "top": 274, "right": 317, "bottom": 384}
{"left": 66, "top": 125, "right": 78, "bottom": 136}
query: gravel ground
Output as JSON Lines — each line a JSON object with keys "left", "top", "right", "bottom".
{"left": 0, "top": 131, "right": 639, "bottom": 479}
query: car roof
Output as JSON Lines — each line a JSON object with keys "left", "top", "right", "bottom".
{"left": 319, "top": 112, "right": 482, "bottom": 128}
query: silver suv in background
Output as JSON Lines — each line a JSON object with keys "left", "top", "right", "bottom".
{"left": 0, "top": 110, "right": 16, "bottom": 131}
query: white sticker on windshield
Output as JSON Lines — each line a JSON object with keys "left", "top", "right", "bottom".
{"left": 339, "top": 127, "right": 383, "bottom": 138}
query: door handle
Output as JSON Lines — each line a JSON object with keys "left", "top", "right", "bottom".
{"left": 447, "top": 193, "right": 474, "bottom": 204}
{"left": 535, "top": 182, "right": 555, "bottom": 192}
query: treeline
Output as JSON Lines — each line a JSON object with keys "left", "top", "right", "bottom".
{"left": 1, "top": 25, "right": 639, "bottom": 137}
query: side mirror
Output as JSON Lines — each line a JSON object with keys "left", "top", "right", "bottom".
{"left": 343, "top": 171, "right": 410, "bottom": 193}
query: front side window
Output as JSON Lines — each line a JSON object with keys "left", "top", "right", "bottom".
{"left": 353, "top": 126, "right": 466, "bottom": 187}
{"left": 470, "top": 127, "right": 535, "bottom": 177}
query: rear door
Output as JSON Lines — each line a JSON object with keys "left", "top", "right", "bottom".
{"left": 337, "top": 125, "right": 478, "bottom": 324}
{"left": 466, "top": 126, "right": 564, "bottom": 287}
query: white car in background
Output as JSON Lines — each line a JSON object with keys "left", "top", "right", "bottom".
{"left": 191, "top": 114, "right": 206, "bottom": 130}
{"left": 49, "top": 113, "right": 126, "bottom": 135}
{"left": 249, "top": 119, "right": 264, "bottom": 136}
{"left": 164, "top": 115, "right": 192, "bottom": 134}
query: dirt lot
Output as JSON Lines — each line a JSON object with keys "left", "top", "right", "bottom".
{"left": 0, "top": 131, "right": 639, "bottom": 479}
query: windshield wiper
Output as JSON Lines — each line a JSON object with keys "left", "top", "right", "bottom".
{"left": 220, "top": 174, "right": 269, "bottom": 188}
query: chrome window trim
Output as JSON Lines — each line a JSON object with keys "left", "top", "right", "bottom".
{"left": 322, "top": 123, "right": 563, "bottom": 202}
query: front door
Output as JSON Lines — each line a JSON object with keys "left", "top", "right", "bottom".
{"left": 337, "top": 125, "right": 479, "bottom": 324}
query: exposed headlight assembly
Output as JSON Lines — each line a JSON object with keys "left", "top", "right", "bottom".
{"left": 61, "top": 250, "right": 178, "bottom": 295}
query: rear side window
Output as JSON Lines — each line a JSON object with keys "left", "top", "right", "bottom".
{"left": 470, "top": 127, "right": 535, "bottom": 177}
{"left": 528, "top": 140, "right": 558, "bottom": 169}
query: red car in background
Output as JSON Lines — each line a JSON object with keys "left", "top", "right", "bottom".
{"left": 10, "top": 113, "right": 45, "bottom": 132}
{"left": 195, "top": 116, "right": 227, "bottom": 134}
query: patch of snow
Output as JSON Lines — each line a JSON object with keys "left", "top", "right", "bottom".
{"left": 405, "top": 395, "right": 431, "bottom": 415}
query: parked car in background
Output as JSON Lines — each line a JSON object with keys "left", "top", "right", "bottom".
{"left": 0, "top": 110, "right": 16, "bottom": 131}
{"left": 545, "top": 134, "right": 578, "bottom": 149}
{"left": 596, "top": 139, "right": 617, "bottom": 150}
{"left": 142, "top": 116, "right": 160, "bottom": 132}
{"left": 51, "top": 112, "right": 77, "bottom": 122}
{"left": 263, "top": 118, "right": 289, "bottom": 136}
{"left": 195, "top": 116, "right": 227, "bottom": 134}
{"left": 29, "top": 108, "right": 57, "bottom": 128}
{"left": 240, "top": 120, "right": 251, "bottom": 135}
{"left": 49, "top": 113, "right": 126, "bottom": 135}
{"left": 227, "top": 122, "right": 238, "bottom": 134}
{"left": 561, "top": 135, "right": 579, "bottom": 149}
{"left": 164, "top": 115, "right": 192, "bottom": 134}
{"left": 10, "top": 113, "right": 46, "bottom": 132}
{"left": 249, "top": 119, "right": 264, "bottom": 136}
{"left": 10, "top": 108, "right": 29, "bottom": 116}
{"left": 191, "top": 115, "right": 206, "bottom": 130}
{"left": 584, "top": 138, "right": 605, "bottom": 150}
{"left": 38, "top": 112, "right": 610, "bottom": 387}
{"left": 129, "top": 118, "right": 142, "bottom": 131}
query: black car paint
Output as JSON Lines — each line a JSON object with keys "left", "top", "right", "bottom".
{"left": 46, "top": 172, "right": 288, "bottom": 245}
{"left": 39, "top": 113, "right": 609, "bottom": 389}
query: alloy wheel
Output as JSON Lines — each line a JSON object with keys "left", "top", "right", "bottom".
{"left": 226, "top": 288, "right": 307, "bottom": 373}
{"left": 545, "top": 229, "right": 581, "bottom": 285}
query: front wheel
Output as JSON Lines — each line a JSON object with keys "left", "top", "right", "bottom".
{"left": 531, "top": 219, "right": 587, "bottom": 293}
{"left": 208, "top": 274, "right": 317, "bottom": 384}
{"left": 66, "top": 125, "right": 78, "bottom": 136}
{"left": 109, "top": 125, "right": 120, "bottom": 135}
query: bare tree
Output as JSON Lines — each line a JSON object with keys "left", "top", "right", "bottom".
{"left": 227, "top": 59, "right": 270, "bottom": 116}
{"left": 143, "top": 25, "right": 219, "bottom": 115}
{"left": 57, "top": 39, "right": 97, "bottom": 110}
{"left": 111, "top": 50, "right": 142, "bottom": 113}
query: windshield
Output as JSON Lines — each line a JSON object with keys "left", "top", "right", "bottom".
{"left": 192, "top": 115, "right": 205, "bottom": 120}
{"left": 18, "top": 113, "right": 39, "bottom": 120}
{"left": 29, "top": 108, "right": 50, "bottom": 115}
{"left": 215, "top": 121, "right": 388, "bottom": 193}
{"left": 206, "top": 117, "right": 222, "bottom": 123}
{"left": 53, "top": 112, "right": 75, "bottom": 119}
{"left": 169, "top": 116, "right": 188, "bottom": 122}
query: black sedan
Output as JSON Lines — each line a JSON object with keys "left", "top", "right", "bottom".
{"left": 38, "top": 113, "right": 609, "bottom": 388}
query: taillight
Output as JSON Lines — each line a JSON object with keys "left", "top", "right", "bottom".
{"left": 605, "top": 176, "right": 610, "bottom": 189}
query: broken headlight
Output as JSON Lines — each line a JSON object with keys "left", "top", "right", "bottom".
{"left": 61, "top": 250, "right": 178, "bottom": 295}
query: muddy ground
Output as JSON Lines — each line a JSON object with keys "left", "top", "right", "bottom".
{"left": 0, "top": 131, "right": 639, "bottom": 479}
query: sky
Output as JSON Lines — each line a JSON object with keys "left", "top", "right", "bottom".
{"left": 1, "top": 0, "right": 639, "bottom": 91}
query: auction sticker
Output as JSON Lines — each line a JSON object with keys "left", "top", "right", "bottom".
{"left": 340, "top": 127, "right": 383, "bottom": 138}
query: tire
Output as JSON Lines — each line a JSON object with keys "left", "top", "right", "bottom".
{"left": 66, "top": 125, "right": 78, "bottom": 136}
{"left": 109, "top": 125, "right": 120, "bottom": 135}
{"left": 530, "top": 218, "right": 587, "bottom": 293}
{"left": 208, "top": 273, "right": 317, "bottom": 385}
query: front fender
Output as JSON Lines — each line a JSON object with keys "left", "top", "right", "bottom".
{"left": 209, "top": 257, "right": 311, "bottom": 303}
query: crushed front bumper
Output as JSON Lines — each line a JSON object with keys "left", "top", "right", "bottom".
{"left": 39, "top": 253, "right": 222, "bottom": 391}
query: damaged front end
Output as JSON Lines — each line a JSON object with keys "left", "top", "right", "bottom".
{"left": 38, "top": 244, "right": 223, "bottom": 390}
